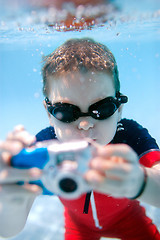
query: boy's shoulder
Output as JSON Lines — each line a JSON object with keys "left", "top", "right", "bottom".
{"left": 113, "top": 118, "right": 159, "bottom": 155}
{"left": 36, "top": 126, "right": 57, "bottom": 142}
{"left": 118, "top": 118, "right": 147, "bottom": 134}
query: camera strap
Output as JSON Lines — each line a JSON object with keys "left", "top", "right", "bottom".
{"left": 83, "top": 191, "right": 92, "bottom": 214}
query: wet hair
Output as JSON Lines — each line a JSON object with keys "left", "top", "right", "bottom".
{"left": 42, "top": 38, "right": 120, "bottom": 96}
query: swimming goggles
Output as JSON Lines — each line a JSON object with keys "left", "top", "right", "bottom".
{"left": 45, "top": 92, "right": 128, "bottom": 123}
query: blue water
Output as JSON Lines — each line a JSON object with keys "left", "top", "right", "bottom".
{"left": 0, "top": 0, "right": 160, "bottom": 239}
{"left": 1, "top": 29, "right": 160, "bottom": 145}
{"left": 0, "top": 0, "right": 160, "bottom": 144}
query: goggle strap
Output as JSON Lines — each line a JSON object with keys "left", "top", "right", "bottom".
{"left": 116, "top": 92, "right": 128, "bottom": 104}
{"left": 45, "top": 97, "right": 51, "bottom": 106}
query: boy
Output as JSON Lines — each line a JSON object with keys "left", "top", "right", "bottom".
{"left": 0, "top": 38, "right": 160, "bottom": 239}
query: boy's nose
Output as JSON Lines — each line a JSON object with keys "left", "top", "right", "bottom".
{"left": 78, "top": 118, "right": 94, "bottom": 131}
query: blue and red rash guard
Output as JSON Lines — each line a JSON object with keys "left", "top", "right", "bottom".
{"left": 36, "top": 119, "right": 160, "bottom": 240}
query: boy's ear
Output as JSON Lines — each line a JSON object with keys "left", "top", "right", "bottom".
{"left": 43, "top": 100, "right": 51, "bottom": 119}
{"left": 118, "top": 104, "right": 123, "bottom": 122}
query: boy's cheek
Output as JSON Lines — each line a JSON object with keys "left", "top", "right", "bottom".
{"left": 52, "top": 121, "right": 77, "bottom": 141}
{"left": 96, "top": 121, "right": 118, "bottom": 145}
{"left": 55, "top": 127, "right": 74, "bottom": 141}
{"left": 50, "top": 117, "right": 85, "bottom": 141}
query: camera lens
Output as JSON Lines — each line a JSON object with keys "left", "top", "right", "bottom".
{"left": 59, "top": 178, "right": 78, "bottom": 193}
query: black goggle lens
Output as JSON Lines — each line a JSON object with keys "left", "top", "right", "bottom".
{"left": 90, "top": 102, "right": 117, "bottom": 120}
{"left": 51, "top": 104, "right": 80, "bottom": 123}
{"left": 46, "top": 93, "right": 128, "bottom": 123}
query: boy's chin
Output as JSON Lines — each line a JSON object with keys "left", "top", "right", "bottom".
{"left": 58, "top": 135, "right": 108, "bottom": 146}
{"left": 59, "top": 136, "right": 96, "bottom": 142}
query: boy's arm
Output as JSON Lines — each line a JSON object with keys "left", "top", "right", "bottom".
{"left": 105, "top": 119, "right": 160, "bottom": 206}
{"left": 85, "top": 144, "right": 160, "bottom": 208}
{"left": 136, "top": 149, "right": 160, "bottom": 206}
{"left": 137, "top": 162, "right": 160, "bottom": 206}
{"left": 0, "top": 126, "right": 42, "bottom": 238}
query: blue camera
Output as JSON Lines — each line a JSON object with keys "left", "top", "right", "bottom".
{"left": 11, "top": 140, "right": 94, "bottom": 199}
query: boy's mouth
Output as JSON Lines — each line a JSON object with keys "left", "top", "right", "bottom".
{"left": 80, "top": 134, "right": 97, "bottom": 142}
{"left": 79, "top": 131, "right": 95, "bottom": 139}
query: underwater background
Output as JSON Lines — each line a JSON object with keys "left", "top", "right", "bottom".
{"left": 0, "top": 0, "right": 160, "bottom": 239}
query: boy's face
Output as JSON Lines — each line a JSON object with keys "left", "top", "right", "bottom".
{"left": 45, "top": 71, "right": 122, "bottom": 146}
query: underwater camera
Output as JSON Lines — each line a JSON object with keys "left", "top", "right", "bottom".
{"left": 11, "top": 140, "right": 96, "bottom": 199}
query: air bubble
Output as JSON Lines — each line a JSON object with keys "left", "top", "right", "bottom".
{"left": 34, "top": 92, "right": 40, "bottom": 98}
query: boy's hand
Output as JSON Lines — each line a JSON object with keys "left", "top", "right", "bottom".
{"left": 0, "top": 125, "right": 42, "bottom": 238}
{"left": 84, "top": 144, "right": 144, "bottom": 199}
